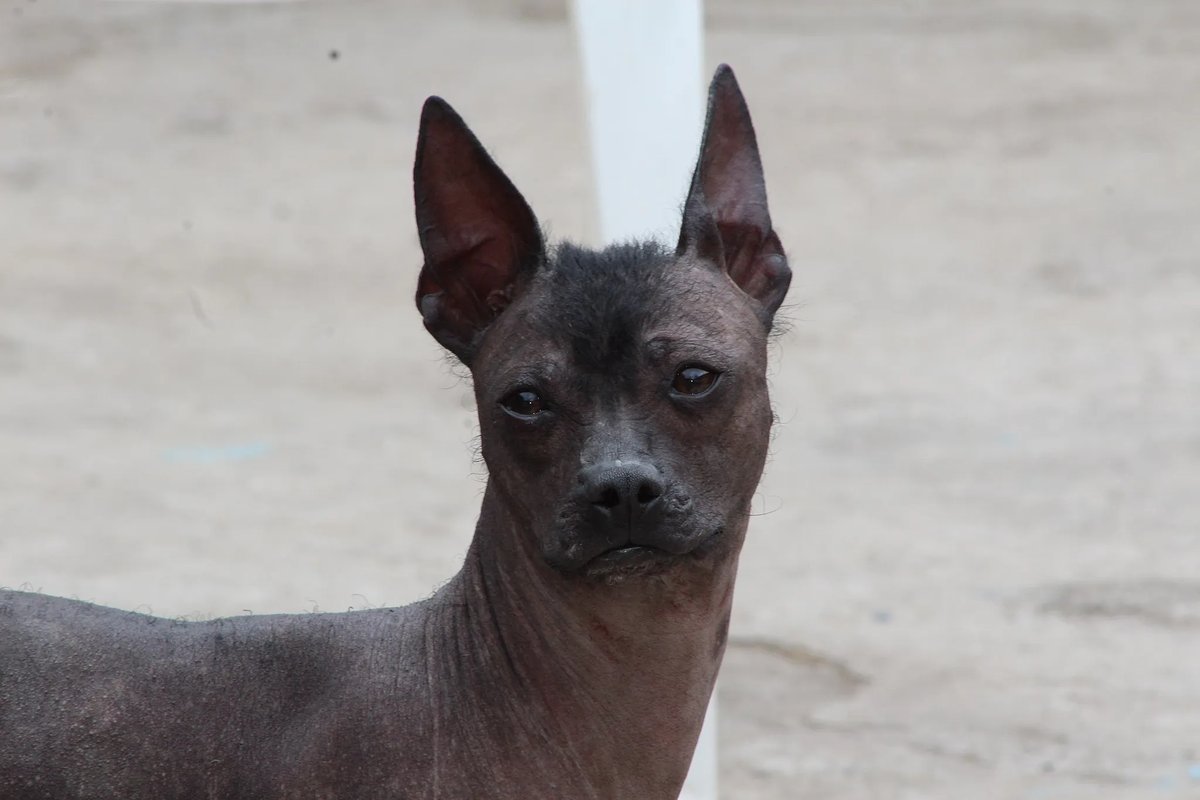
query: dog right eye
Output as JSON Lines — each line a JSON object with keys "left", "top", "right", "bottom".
{"left": 500, "top": 389, "right": 546, "bottom": 419}
{"left": 671, "top": 364, "right": 719, "bottom": 397}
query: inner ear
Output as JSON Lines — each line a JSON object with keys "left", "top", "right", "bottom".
{"left": 413, "top": 97, "right": 544, "bottom": 364}
{"left": 677, "top": 65, "right": 791, "bottom": 320}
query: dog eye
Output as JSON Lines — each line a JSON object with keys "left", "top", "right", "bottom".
{"left": 500, "top": 389, "right": 546, "bottom": 418}
{"left": 671, "top": 365, "right": 719, "bottom": 396}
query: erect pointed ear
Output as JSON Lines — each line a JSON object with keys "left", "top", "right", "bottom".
{"left": 413, "top": 97, "right": 544, "bottom": 365}
{"left": 676, "top": 65, "right": 791, "bottom": 321}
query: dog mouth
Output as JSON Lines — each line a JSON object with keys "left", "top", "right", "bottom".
{"left": 580, "top": 529, "right": 724, "bottom": 581}
{"left": 582, "top": 544, "right": 674, "bottom": 581}
{"left": 592, "top": 543, "right": 668, "bottom": 563}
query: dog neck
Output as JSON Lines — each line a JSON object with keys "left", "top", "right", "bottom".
{"left": 427, "top": 484, "right": 737, "bottom": 798}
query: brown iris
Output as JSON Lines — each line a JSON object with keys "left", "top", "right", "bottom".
{"left": 501, "top": 389, "right": 545, "bottom": 418}
{"left": 672, "top": 365, "right": 718, "bottom": 396}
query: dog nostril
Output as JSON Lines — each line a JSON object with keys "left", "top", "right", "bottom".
{"left": 636, "top": 481, "right": 662, "bottom": 505}
{"left": 584, "top": 463, "right": 664, "bottom": 513}
{"left": 595, "top": 487, "right": 620, "bottom": 509}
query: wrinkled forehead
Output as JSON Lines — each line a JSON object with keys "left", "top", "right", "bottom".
{"left": 517, "top": 243, "right": 767, "bottom": 381}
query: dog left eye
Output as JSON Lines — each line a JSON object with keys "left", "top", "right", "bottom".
{"left": 500, "top": 389, "right": 546, "bottom": 418}
{"left": 671, "top": 365, "right": 719, "bottom": 396}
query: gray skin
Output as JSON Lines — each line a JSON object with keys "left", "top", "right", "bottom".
{"left": 0, "top": 65, "right": 791, "bottom": 800}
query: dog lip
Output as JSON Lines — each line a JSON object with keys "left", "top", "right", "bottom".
{"left": 589, "top": 526, "right": 725, "bottom": 564}
{"left": 591, "top": 543, "right": 665, "bottom": 561}
{"left": 581, "top": 543, "right": 674, "bottom": 576}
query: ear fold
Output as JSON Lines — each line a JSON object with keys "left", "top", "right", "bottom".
{"left": 414, "top": 97, "right": 544, "bottom": 364}
{"left": 677, "top": 65, "right": 791, "bottom": 321}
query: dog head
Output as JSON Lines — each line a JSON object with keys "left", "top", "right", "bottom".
{"left": 414, "top": 66, "right": 790, "bottom": 581}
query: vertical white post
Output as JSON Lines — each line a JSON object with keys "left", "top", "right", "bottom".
{"left": 572, "top": 0, "right": 706, "bottom": 245}
{"left": 570, "top": 3, "right": 716, "bottom": 799}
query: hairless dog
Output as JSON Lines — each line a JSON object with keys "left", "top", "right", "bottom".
{"left": 0, "top": 64, "right": 790, "bottom": 799}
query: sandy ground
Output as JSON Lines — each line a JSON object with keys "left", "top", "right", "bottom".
{"left": 2, "top": 1, "right": 1200, "bottom": 797}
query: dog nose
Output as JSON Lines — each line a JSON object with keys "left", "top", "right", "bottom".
{"left": 582, "top": 461, "right": 664, "bottom": 523}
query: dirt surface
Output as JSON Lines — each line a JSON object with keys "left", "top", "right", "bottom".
{"left": 2, "top": 1, "right": 1199, "bottom": 797}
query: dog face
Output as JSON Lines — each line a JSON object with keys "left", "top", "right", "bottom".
{"left": 414, "top": 66, "right": 789, "bottom": 581}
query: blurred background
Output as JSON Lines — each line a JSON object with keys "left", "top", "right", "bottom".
{"left": 2, "top": 1, "right": 1199, "bottom": 798}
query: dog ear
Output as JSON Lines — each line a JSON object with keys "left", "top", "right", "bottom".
{"left": 677, "top": 65, "right": 791, "bottom": 320}
{"left": 413, "top": 97, "right": 544, "bottom": 364}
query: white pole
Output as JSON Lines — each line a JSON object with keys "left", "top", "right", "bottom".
{"left": 570, "top": 3, "right": 716, "bottom": 799}
{"left": 572, "top": 0, "right": 706, "bottom": 245}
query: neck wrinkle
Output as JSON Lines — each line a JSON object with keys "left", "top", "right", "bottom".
{"left": 443, "top": 507, "right": 612, "bottom": 796}
{"left": 464, "top": 493, "right": 609, "bottom": 718}
{"left": 441, "top": 483, "right": 734, "bottom": 798}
